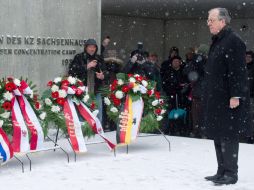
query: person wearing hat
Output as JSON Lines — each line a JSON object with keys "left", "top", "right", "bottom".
{"left": 68, "top": 38, "right": 106, "bottom": 123}
{"left": 161, "top": 55, "right": 189, "bottom": 135}
{"left": 160, "top": 46, "right": 180, "bottom": 81}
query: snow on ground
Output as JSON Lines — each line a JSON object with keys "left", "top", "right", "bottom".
{"left": 0, "top": 132, "right": 254, "bottom": 190}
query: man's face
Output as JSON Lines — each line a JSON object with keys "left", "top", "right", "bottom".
{"left": 207, "top": 9, "right": 226, "bottom": 35}
{"left": 103, "top": 38, "right": 110, "bottom": 47}
{"left": 86, "top": 45, "right": 97, "bottom": 55}
{"left": 170, "top": 50, "right": 178, "bottom": 58}
{"left": 149, "top": 55, "right": 158, "bottom": 63}
{"left": 171, "top": 59, "right": 181, "bottom": 70}
{"left": 246, "top": 54, "right": 253, "bottom": 64}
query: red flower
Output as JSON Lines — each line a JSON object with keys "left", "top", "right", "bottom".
{"left": 75, "top": 88, "right": 83, "bottom": 96}
{"left": 33, "top": 94, "right": 38, "bottom": 101}
{"left": 155, "top": 108, "right": 162, "bottom": 115}
{"left": 47, "top": 81, "right": 53, "bottom": 87}
{"left": 127, "top": 74, "right": 133, "bottom": 77}
{"left": 122, "top": 85, "right": 129, "bottom": 93}
{"left": 135, "top": 75, "right": 143, "bottom": 82}
{"left": 110, "top": 93, "right": 116, "bottom": 100}
{"left": 5, "top": 82, "right": 15, "bottom": 91}
{"left": 56, "top": 98, "right": 65, "bottom": 106}
{"left": 147, "top": 89, "right": 153, "bottom": 96}
{"left": 155, "top": 91, "right": 160, "bottom": 99}
{"left": 113, "top": 98, "right": 121, "bottom": 106}
{"left": 61, "top": 80, "right": 69, "bottom": 87}
{"left": 128, "top": 82, "right": 135, "bottom": 89}
{"left": 77, "top": 81, "right": 84, "bottom": 86}
{"left": 90, "top": 102, "right": 96, "bottom": 110}
{"left": 35, "top": 102, "right": 41, "bottom": 110}
{"left": 71, "top": 85, "right": 78, "bottom": 92}
{"left": 2, "top": 101, "right": 12, "bottom": 111}
{"left": 51, "top": 91, "right": 59, "bottom": 99}
{"left": 112, "top": 79, "right": 118, "bottom": 85}
{"left": 110, "top": 84, "right": 117, "bottom": 91}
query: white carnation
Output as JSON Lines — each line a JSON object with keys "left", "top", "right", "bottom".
{"left": 133, "top": 85, "right": 140, "bottom": 93}
{"left": 115, "top": 90, "right": 124, "bottom": 99}
{"left": 152, "top": 100, "right": 159, "bottom": 106}
{"left": 129, "top": 77, "right": 136, "bottom": 83}
{"left": 45, "top": 98, "right": 52, "bottom": 106}
{"left": 58, "top": 89, "right": 67, "bottom": 98}
{"left": 104, "top": 97, "right": 111, "bottom": 106}
{"left": 0, "top": 120, "right": 3, "bottom": 128}
{"left": 140, "top": 85, "right": 147, "bottom": 94}
{"left": 51, "top": 85, "right": 59, "bottom": 92}
{"left": 141, "top": 80, "right": 148, "bottom": 87}
{"left": 68, "top": 76, "right": 76, "bottom": 85}
{"left": 156, "top": 116, "right": 163, "bottom": 121}
{"left": 3, "top": 91, "right": 13, "bottom": 101}
{"left": 39, "top": 112, "right": 46, "bottom": 120}
{"left": 14, "top": 79, "right": 21, "bottom": 86}
{"left": 92, "top": 110, "right": 99, "bottom": 117}
{"left": 83, "top": 95, "right": 90, "bottom": 103}
{"left": 161, "top": 109, "right": 166, "bottom": 115}
{"left": 29, "top": 92, "right": 34, "bottom": 99}
{"left": 51, "top": 105, "right": 61, "bottom": 113}
{"left": 117, "top": 79, "right": 124, "bottom": 85}
{"left": 54, "top": 77, "right": 62, "bottom": 84}
{"left": 0, "top": 112, "right": 10, "bottom": 119}
{"left": 134, "top": 74, "right": 140, "bottom": 77}
{"left": 110, "top": 107, "right": 118, "bottom": 113}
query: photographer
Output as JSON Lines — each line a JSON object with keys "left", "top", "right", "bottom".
{"left": 123, "top": 42, "right": 161, "bottom": 90}
{"left": 68, "top": 38, "right": 106, "bottom": 123}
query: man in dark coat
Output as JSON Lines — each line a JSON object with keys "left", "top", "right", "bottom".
{"left": 123, "top": 49, "right": 161, "bottom": 90}
{"left": 246, "top": 51, "right": 254, "bottom": 143}
{"left": 202, "top": 8, "right": 252, "bottom": 185}
{"left": 68, "top": 39, "right": 106, "bottom": 123}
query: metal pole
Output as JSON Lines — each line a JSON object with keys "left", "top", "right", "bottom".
{"left": 14, "top": 155, "right": 24, "bottom": 173}
{"left": 67, "top": 138, "right": 77, "bottom": 162}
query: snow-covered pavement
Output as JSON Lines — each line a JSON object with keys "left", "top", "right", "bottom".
{"left": 1, "top": 132, "right": 254, "bottom": 190}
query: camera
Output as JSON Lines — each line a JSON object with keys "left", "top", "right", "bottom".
{"left": 136, "top": 42, "right": 144, "bottom": 61}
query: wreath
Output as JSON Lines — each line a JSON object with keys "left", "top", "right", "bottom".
{"left": 0, "top": 77, "right": 47, "bottom": 136}
{"left": 103, "top": 73, "right": 167, "bottom": 133}
{"left": 42, "top": 76, "right": 98, "bottom": 138}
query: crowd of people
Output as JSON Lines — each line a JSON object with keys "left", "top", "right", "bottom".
{"left": 68, "top": 34, "right": 254, "bottom": 143}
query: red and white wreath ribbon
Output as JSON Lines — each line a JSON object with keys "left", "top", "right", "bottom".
{"left": 63, "top": 98, "right": 87, "bottom": 153}
{"left": 77, "top": 102, "right": 116, "bottom": 150}
{"left": 12, "top": 81, "right": 44, "bottom": 151}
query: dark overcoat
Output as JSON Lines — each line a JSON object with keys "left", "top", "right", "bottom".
{"left": 202, "top": 27, "right": 252, "bottom": 139}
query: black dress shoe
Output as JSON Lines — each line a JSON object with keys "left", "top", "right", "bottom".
{"left": 212, "top": 175, "right": 238, "bottom": 185}
{"left": 205, "top": 174, "right": 223, "bottom": 181}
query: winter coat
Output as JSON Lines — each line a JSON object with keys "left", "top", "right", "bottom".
{"left": 68, "top": 52, "right": 106, "bottom": 94}
{"left": 122, "top": 60, "right": 162, "bottom": 91}
{"left": 202, "top": 27, "right": 252, "bottom": 139}
{"left": 183, "top": 53, "right": 206, "bottom": 99}
{"left": 247, "top": 61, "right": 254, "bottom": 98}
{"left": 161, "top": 65, "right": 189, "bottom": 109}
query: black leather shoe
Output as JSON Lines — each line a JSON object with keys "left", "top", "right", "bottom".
{"left": 205, "top": 174, "right": 223, "bottom": 181}
{"left": 212, "top": 175, "right": 238, "bottom": 185}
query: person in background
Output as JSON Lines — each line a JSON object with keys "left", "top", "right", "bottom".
{"left": 183, "top": 44, "right": 209, "bottom": 138}
{"left": 101, "top": 36, "right": 111, "bottom": 57}
{"left": 160, "top": 46, "right": 179, "bottom": 81}
{"left": 161, "top": 55, "right": 189, "bottom": 135}
{"left": 68, "top": 39, "right": 106, "bottom": 123}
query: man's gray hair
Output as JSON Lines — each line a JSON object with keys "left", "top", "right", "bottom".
{"left": 209, "top": 8, "right": 231, "bottom": 24}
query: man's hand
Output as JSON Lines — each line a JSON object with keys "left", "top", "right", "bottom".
{"left": 230, "top": 97, "right": 240, "bottom": 109}
{"left": 87, "top": 60, "right": 97, "bottom": 70}
{"left": 96, "top": 71, "right": 104, "bottom": 80}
